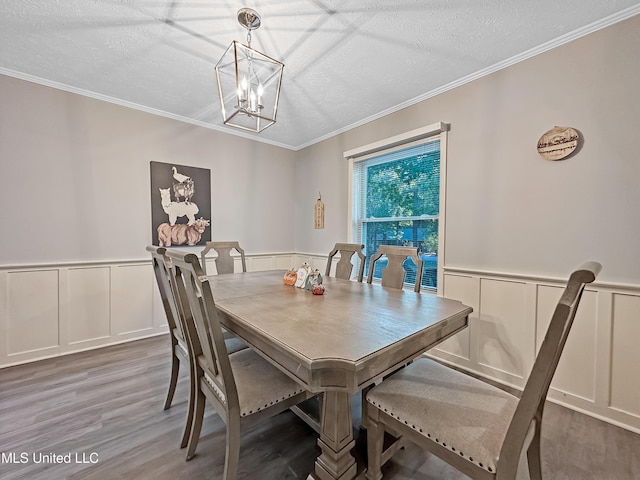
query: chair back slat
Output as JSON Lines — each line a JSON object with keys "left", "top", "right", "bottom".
{"left": 167, "top": 250, "right": 239, "bottom": 411}
{"left": 201, "top": 241, "right": 247, "bottom": 275}
{"left": 366, "top": 245, "right": 424, "bottom": 292}
{"left": 149, "top": 246, "right": 202, "bottom": 358}
{"left": 147, "top": 246, "right": 183, "bottom": 339}
{"left": 325, "top": 242, "right": 366, "bottom": 281}
{"left": 497, "top": 262, "right": 601, "bottom": 476}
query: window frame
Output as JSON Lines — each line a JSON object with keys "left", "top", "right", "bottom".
{"left": 345, "top": 122, "right": 449, "bottom": 296}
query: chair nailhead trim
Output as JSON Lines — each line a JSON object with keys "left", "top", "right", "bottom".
{"left": 367, "top": 398, "right": 495, "bottom": 474}
{"left": 240, "top": 388, "right": 305, "bottom": 417}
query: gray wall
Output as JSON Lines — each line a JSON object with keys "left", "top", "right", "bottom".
{"left": 1, "top": 15, "right": 639, "bottom": 285}
{"left": 0, "top": 76, "right": 297, "bottom": 265}
{"left": 294, "top": 14, "right": 640, "bottom": 284}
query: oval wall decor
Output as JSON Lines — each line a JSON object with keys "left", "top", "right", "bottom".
{"left": 536, "top": 126, "right": 580, "bottom": 161}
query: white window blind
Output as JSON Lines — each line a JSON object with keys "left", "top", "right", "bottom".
{"left": 352, "top": 139, "right": 440, "bottom": 289}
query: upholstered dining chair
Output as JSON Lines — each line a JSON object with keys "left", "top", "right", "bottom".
{"left": 365, "top": 261, "right": 601, "bottom": 480}
{"left": 361, "top": 245, "right": 426, "bottom": 426}
{"left": 200, "top": 241, "right": 247, "bottom": 275}
{"left": 147, "top": 246, "right": 247, "bottom": 448}
{"left": 199, "top": 241, "right": 250, "bottom": 346}
{"left": 366, "top": 245, "right": 424, "bottom": 292}
{"left": 325, "top": 242, "right": 366, "bottom": 281}
{"left": 165, "top": 250, "right": 315, "bottom": 478}
{"left": 147, "top": 246, "right": 191, "bottom": 413}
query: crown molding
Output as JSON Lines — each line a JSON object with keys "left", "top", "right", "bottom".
{"left": 294, "top": 6, "right": 640, "bottom": 151}
{"left": 3, "top": 5, "right": 639, "bottom": 152}
{"left": 0, "top": 67, "right": 296, "bottom": 150}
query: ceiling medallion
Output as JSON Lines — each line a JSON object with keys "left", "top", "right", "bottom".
{"left": 214, "top": 8, "right": 284, "bottom": 133}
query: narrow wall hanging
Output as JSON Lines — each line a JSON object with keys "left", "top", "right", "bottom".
{"left": 314, "top": 192, "right": 325, "bottom": 229}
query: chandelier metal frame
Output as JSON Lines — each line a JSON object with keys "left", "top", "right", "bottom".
{"left": 214, "top": 8, "right": 284, "bottom": 133}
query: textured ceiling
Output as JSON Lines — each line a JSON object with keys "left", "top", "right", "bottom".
{"left": 1, "top": 1, "right": 639, "bottom": 150}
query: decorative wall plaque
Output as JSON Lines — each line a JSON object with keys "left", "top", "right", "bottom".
{"left": 536, "top": 126, "right": 580, "bottom": 161}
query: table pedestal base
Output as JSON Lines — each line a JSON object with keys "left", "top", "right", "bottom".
{"left": 312, "top": 438, "right": 357, "bottom": 480}
{"left": 307, "top": 391, "right": 358, "bottom": 480}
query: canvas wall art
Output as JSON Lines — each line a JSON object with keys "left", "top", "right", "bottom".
{"left": 150, "top": 161, "right": 211, "bottom": 247}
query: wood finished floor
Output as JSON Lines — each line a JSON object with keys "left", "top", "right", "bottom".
{"left": 1, "top": 335, "right": 639, "bottom": 480}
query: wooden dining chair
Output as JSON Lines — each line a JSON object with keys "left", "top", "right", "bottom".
{"left": 199, "top": 241, "right": 250, "bottom": 345}
{"left": 365, "top": 261, "right": 601, "bottom": 480}
{"left": 147, "top": 245, "right": 197, "bottom": 449}
{"left": 325, "top": 242, "right": 366, "bottom": 281}
{"left": 147, "top": 246, "right": 247, "bottom": 448}
{"left": 200, "top": 241, "right": 247, "bottom": 275}
{"left": 165, "top": 250, "right": 315, "bottom": 478}
{"left": 361, "top": 245, "right": 426, "bottom": 426}
{"left": 366, "top": 245, "right": 424, "bottom": 292}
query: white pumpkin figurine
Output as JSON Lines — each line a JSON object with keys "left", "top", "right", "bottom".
{"left": 294, "top": 262, "right": 311, "bottom": 288}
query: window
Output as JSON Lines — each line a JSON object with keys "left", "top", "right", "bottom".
{"left": 347, "top": 124, "right": 447, "bottom": 292}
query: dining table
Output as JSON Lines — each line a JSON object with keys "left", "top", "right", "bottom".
{"left": 207, "top": 270, "right": 472, "bottom": 480}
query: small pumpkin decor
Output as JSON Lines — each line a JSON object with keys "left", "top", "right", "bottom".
{"left": 305, "top": 269, "right": 324, "bottom": 295}
{"left": 283, "top": 264, "right": 325, "bottom": 294}
{"left": 282, "top": 268, "right": 297, "bottom": 286}
{"left": 295, "top": 263, "right": 312, "bottom": 288}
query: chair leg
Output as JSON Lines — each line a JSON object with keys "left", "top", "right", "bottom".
{"left": 185, "top": 388, "right": 206, "bottom": 460}
{"left": 180, "top": 358, "right": 197, "bottom": 448}
{"left": 365, "top": 408, "right": 384, "bottom": 480}
{"left": 527, "top": 419, "right": 543, "bottom": 480}
{"left": 224, "top": 417, "right": 241, "bottom": 480}
{"left": 164, "top": 351, "right": 180, "bottom": 410}
{"left": 360, "top": 384, "right": 373, "bottom": 430}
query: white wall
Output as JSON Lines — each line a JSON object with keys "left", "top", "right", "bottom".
{"left": 290, "top": 15, "right": 640, "bottom": 433}
{"left": 293, "top": 14, "right": 640, "bottom": 286}
{"left": 0, "top": 76, "right": 297, "bottom": 265}
{"left": 1, "top": 14, "right": 639, "bottom": 435}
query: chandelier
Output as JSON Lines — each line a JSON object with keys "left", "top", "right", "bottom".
{"left": 214, "top": 8, "right": 284, "bottom": 133}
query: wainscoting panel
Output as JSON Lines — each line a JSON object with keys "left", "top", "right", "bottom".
{"left": 1, "top": 258, "right": 639, "bottom": 434}
{"left": 536, "top": 286, "right": 598, "bottom": 402}
{"left": 436, "top": 268, "right": 640, "bottom": 434}
{"left": 477, "top": 278, "right": 528, "bottom": 381}
{"left": 67, "top": 266, "right": 111, "bottom": 344}
{"left": 273, "top": 255, "right": 296, "bottom": 270}
{"left": 6, "top": 269, "right": 59, "bottom": 356}
{"left": 151, "top": 278, "right": 167, "bottom": 329}
{"left": 610, "top": 293, "right": 640, "bottom": 418}
{"left": 250, "top": 255, "right": 284, "bottom": 271}
{"left": 0, "top": 253, "right": 298, "bottom": 369}
{"left": 437, "top": 274, "right": 476, "bottom": 361}
{"left": 111, "top": 264, "right": 154, "bottom": 336}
